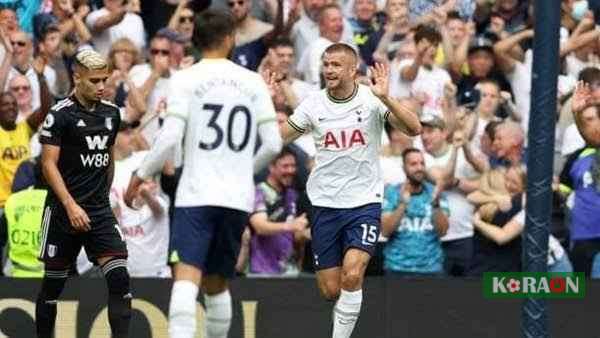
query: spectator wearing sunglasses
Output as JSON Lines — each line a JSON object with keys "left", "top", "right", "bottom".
{"left": 0, "top": 30, "right": 57, "bottom": 113}
{"left": 86, "top": 0, "right": 146, "bottom": 56}
{"left": 8, "top": 75, "right": 33, "bottom": 122}
{"left": 128, "top": 31, "right": 172, "bottom": 144}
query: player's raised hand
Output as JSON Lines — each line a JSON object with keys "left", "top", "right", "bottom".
{"left": 261, "top": 68, "right": 281, "bottom": 97}
{"left": 124, "top": 174, "right": 144, "bottom": 209}
{"left": 369, "top": 62, "right": 389, "bottom": 99}
{"left": 65, "top": 200, "right": 91, "bottom": 231}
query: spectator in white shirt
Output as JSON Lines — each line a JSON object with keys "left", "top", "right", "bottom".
{"left": 291, "top": 0, "right": 354, "bottom": 58}
{"left": 259, "top": 38, "right": 315, "bottom": 108}
{"left": 297, "top": 4, "right": 351, "bottom": 86}
{"left": 128, "top": 31, "right": 172, "bottom": 143}
{"left": 399, "top": 24, "right": 451, "bottom": 117}
{"left": 110, "top": 123, "right": 171, "bottom": 278}
{"left": 86, "top": 0, "right": 146, "bottom": 56}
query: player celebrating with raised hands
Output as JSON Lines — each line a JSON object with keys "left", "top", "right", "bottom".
{"left": 281, "top": 43, "right": 422, "bottom": 338}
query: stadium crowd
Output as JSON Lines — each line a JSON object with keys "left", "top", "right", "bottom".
{"left": 0, "top": 0, "right": 599, "bottom": 279}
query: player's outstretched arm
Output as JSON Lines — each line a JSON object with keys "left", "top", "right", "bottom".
{"left": 41, "top": 144, "right": 91, "bottom": 231}
{"left": 281, "top": 118, "right": 306, "bottom": 145}
{"left": 124, "top": 115, "right": 185, "bottom": 208}
{"left": 255, "top": 120, "right": 283, "bottom": 172}
{"left": 369, "top": 63, "right": 422, "bottom": 136}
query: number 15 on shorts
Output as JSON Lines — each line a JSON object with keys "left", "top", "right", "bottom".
{"left": 360, "top": 223, "right": 377, "bottom": 246}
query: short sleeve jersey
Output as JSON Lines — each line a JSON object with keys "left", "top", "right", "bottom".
{"left": 39, "top": 97, "right": 120, "bottom": 216}
{"left": 287, "top": 84, "right": 388, "bottom": 208}
{"left": 165, "top": 59, "right": 277, "bottom": 212}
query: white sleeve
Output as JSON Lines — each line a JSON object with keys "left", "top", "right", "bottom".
{"left": 287, "top": 99, "right": 313, "bottom": 133}
{"left": 136, "top": 116, "right": 185, "bottom": 179}
{"left": 165, "top": 72, "right": 191, "bottom": 121}
{"left": 85, "top": 10, "right": 102, "bottom": 29}
{"left": 513, "top": 209, "right": 525, "bottom": 225}
{"left": 254, "top": 120, "right": 283, "bottom": 172}
{"left": 128, "top": 65, "right": 146, "bottom": 87}
{"left": 367, "top": 91, "right": 390, "bottom": 124}
{"left": 109, "top": 188, "right": 119, "bottom": 209}
{"left": 130, "top": 15, "right": 147, "bottom": 51}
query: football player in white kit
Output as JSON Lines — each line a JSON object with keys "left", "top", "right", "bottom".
{"left": 124, "top": 10, "right": 282, "bottom": 338}
{"left": 281, "top": 43, "right": 422, "bottom": 338}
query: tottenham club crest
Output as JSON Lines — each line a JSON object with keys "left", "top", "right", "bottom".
{"left": 105, "top": 117, "right": 113, "bottom": 130}
{"left": 48, "top": 244, "right": 57, "bottom": 258}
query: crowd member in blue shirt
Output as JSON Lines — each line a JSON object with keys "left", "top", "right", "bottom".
{"left": 381, "top": 148, "right": 449, "bottom": 276}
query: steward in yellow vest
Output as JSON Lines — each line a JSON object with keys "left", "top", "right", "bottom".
{"left": 0, "top": 156, "right": 46, "bottom": 277}
{"left": 3, "top": 188, "right": 47, "bottom": 277}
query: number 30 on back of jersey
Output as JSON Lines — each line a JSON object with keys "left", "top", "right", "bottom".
{"left": 197, "top": 103, "right": 252, "bottom": 152}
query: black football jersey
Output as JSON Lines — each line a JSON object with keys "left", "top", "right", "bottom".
{"left": 39, "top": 96, "right": 120, "bottom": 216}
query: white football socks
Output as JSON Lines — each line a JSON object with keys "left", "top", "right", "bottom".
{"left": 169, "top": 280, "right": 199, "bottom": 338}
{"left": 332, "top": 289, "right": 362, "bottom": 338}
{"left": 205, "top": 290, "right": 232, "bottom": 338}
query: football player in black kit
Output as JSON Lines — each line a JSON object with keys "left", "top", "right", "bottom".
{"left": 35, "top": 49, "right": 131, "bottom": 338}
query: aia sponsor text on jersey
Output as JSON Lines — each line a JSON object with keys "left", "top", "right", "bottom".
{"left": 322, "top": 128, "right": 367, "bottom": 150}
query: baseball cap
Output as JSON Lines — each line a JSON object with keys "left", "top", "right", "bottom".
{"left": 468, "top": 35, "right": 494, "bottom": 55}
{"left": 420, "top": 114, "right": 446, "bottom": 130}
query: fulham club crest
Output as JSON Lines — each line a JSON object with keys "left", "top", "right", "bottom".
{"left": 105, "top": 117, "right": 113, "bottom": 130}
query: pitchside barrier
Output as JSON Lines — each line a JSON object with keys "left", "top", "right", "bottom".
{"left": 0, "top": 277, "right": 597, "bottom": 338}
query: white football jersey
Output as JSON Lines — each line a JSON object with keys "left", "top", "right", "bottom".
{"left": 110, "top": 151, "right": 171, "bottom": 277}
{"left": 288, "top": 84, "right": 389, "bottom": 208}
{"left": 167, "top": 59, "right": 277, "bottom": 212}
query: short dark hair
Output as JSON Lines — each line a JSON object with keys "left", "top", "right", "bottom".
{"left": 414, "top": 24, "right": 442, "bottom": 45}
{"left": 276, "top": 104, "right": 294, "bottom": 116}
{"left": 193, "top": 9, "right": 235, "bottom": 51}
{"left": 401, "top": 147, "right": 422, "bottom": 163}
{"left": 0, "top": 91, "right": 15, "bottom": 101}
{"left": 579, "top": 67, "right": 600, "bottom": 85}
{"left": 484, "top": 120, "right": 502, "bottom": 140}
{"left": 272, "top": 146, "right": 297, "bottom": 164}
{"left": 446, "top": 11, "right": 463, "bottom": 22}
{"left": 270, "top": 37, "right": 294, "bottom": 50}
